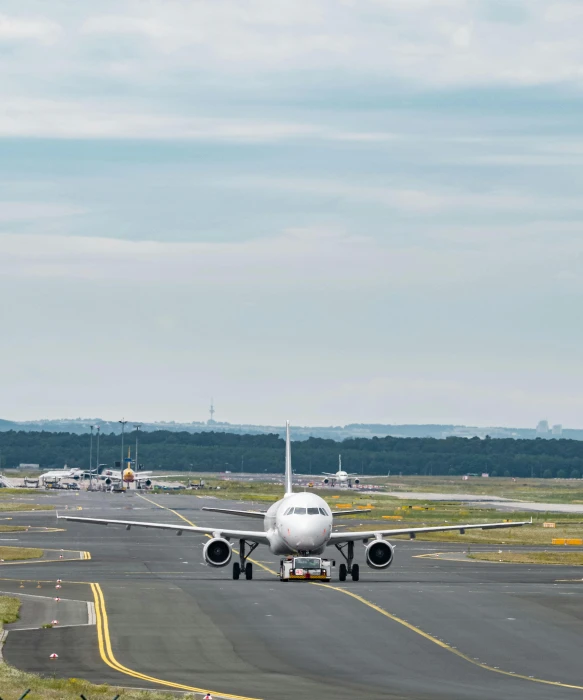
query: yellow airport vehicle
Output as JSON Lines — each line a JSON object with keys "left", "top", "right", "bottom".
{"left": 280, "top": 556, "right": 333, "bottom": 582}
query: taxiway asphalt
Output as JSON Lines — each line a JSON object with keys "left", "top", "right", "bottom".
{"left": 1, "top": 490, "right": 582, "bottom": 699}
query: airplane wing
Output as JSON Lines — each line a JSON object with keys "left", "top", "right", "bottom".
{"left": 331, "top": 509, "right": 372, "bottom": 516}
{"left": 56, "top": 514, "right": 270, "bottom": 544}
{"left": 329, "top": 519, "right": 532, "bottom": 542}
{"left": 322, "top": 473, "right": 336, "bottom": 476}
{"left": 134, "top": 474, "right": 182, "bottom": 481}
{"left": 202, "top": 507, "right": 266, "bottom": 519}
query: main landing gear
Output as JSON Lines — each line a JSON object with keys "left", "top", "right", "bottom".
{"left": 334, "top": 541, "right": 359, "bottom": 582}
{"left": 232, "top": 539, "right": 258, "bottom": 580}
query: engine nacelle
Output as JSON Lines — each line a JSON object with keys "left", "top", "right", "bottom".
{"left": 104, "top": 477, "right": 112, "bottom": 485}
{"left": 142, "top": 478, "right": 152, "bottom": 487}
{"left": 353, "top": 478, "right": 360, "bottom": 485}
{"left": 365, "top": 540, "right": 394, "bottom": 569}
{"left": 203, "top": 537, "right": 232, "bottom": 567}
{"left": 323, "top": 478, "right": 330, "bottom": 485}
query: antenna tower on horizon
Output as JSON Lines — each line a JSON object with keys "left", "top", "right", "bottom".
{"left": 209, "top": 398, "right": 216, "bottom": 424}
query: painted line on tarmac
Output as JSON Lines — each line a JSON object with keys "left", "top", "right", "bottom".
{"left": 311, "top": 583, "right": 583, "bottom": 692}
{"left": 90, "top": 582, "right": 261, "bottom": 699}
{"left": 136, "top": 494, "right": 278, "bottom": 576}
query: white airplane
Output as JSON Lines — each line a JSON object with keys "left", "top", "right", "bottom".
{"left": 40, "top": 467, "right": 85, "bottom": 484}
{"left": 322, "top": 455, "right": 360, "bottom": 487}
{"left": 58, "top": 422, "right": 531, "bottom": 582}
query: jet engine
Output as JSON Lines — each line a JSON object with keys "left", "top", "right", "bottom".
{"left": 365, "top": 540, "right": 394, "bottom": 569}
{"left": 142, "top": 479, "right": 152, "bottom": 487}
{"left": 104, "top": 477, "right": 113, "bottom": 485}
{"left": 353, "top": 478, "right": 360, "bottom": 485}
{"left": 203, "top": 537, "right": 232, "bottom": 567}
{"left": 323, "top": 478, "right": 330, "bottom": 485}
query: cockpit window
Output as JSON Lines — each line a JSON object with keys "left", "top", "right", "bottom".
{"left": 319, "top": 507, "right": 329, "bottom": 516}
{"left": 293, "top": 507, "right": 307, "bottom": 515}
{"left": 307, "top": 507, "right": 320, "bottom": 515}
{"left": 284, "top": 507, "right": 294, "bottom": 515}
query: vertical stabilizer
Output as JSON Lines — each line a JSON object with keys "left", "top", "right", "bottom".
{"left": 339, "top": 454, "right": 342, "bottom": 471}
{"left": 285, "top": 421, "right": 293, "bottom": 495}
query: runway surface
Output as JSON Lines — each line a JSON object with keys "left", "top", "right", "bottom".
{"left": 2, "top": 490, "right": 582, "bottom": 699}
{"left": 385, "top": 491, "right": 583, "bottom": 513}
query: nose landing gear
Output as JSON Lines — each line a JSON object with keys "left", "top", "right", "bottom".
{"left": 335, "top": 541, "right": 359, "bottom": 581}
{"left": 232, "top": 539, "right": 258, "bottom": 580}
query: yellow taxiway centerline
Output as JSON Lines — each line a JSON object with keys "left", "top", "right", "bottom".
{"left": 136, "top": 493, "right": 278, "bottom": 575}
{"left": 90, "top": 582, "right": 261, "bottom": 700}
{"left": 311, "top": 582, "right": 583, "bottom": 692}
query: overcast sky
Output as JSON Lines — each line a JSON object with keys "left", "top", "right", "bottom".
{"left": 1, "top": 1, "right": 583, "bottom": 427}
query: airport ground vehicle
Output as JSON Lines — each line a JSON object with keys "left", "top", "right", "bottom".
{"left": 280, "top": 556, "right": 333, "bottom": 582}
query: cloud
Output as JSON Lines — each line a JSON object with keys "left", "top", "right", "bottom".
{"left": 0, "top": 97, "right": 403, "bottom": 141}
{"left": 1, "top": 227, "right": 581, "bottom": 296}
{"left": 0, "top": 14, "right": 61, "bottom": 43}
{"left": 218, "top": 176, "right": 583, "bottom": 216}
{"left": 0, "top": 201, "right": 86, "bottom": 223}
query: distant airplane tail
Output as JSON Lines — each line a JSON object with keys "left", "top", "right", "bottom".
{"left": 285, "top": 421, "right": 293, "bottom": 496}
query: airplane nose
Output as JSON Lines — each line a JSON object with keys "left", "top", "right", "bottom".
{"left": 283, "top": 521, "right": 325, "bottom": 550}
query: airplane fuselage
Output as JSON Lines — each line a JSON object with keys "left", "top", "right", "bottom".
{"left": 264, "top": 492, "right": 332, "bottom": 555}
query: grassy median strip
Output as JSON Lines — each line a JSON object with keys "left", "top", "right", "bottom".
{"left": 0, "top": 525, "right": 28, "bottom": 532}
{"left": 0, "top": 503, "right": 54, "bottom": 512}
{"left": 0, "top": 546, "right": 43, "bottom": 561}
{"left": 468, "top": 551, "right": 583, "bottom": 566}
{"left": 0, "top": 595, "right": 21, "bottom": 626}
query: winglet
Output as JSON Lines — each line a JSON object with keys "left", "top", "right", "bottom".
{"left": 285, "top": 420, "right": 293, "bottom": 496}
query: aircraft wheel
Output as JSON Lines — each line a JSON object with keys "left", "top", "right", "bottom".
{"left": 339, "top": 563, "right": 347, "bottom": 582}
{"left": 245, "top": 562, "right": 253, "bottom": 580}
{"left": 351, "top": 564, "right": 360, "bottom": 582}
{"left": 233, "top": 562, "right": 241, "bottom": 580}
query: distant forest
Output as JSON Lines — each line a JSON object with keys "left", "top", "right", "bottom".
{"left": 0, "top": 430, "right": 582, "bottom": 479}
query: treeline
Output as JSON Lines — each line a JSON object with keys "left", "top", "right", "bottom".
{"left": 0, "top": 430, "right": 582, "bottom": 479}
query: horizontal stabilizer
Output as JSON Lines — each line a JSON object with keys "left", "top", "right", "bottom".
{"left": 201, "top": 507, "right": 266, "bottom": 519}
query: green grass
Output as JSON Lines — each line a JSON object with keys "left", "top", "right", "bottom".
{"left": 371, "top": 475, "right": 583, "bottom": 504}
{"left": 0, "top": 546, "right": 43, "bottom": 561}
{"left": 0, "top": 489, "right": 47, "bottom": 496}
{"left": 0, "top": 525, "right": 28, "bottom": 532}
{"left": 0, "top": 503, "right": 54, "bottom": 512}
{"left": 0, "top": 664, "right": 198, "bottom": 699}
{"left": 164, "top": 477, "right": 583, "bottom": 545}
{"left": 468, "top": 551, "right": 583, "bottom": 566}
{"left": 0, "top": 595, "right": 21, "bottom": 626}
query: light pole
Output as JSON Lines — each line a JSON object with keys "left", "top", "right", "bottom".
{"left": 134, "top": 425, "right": 141, "bottom": 474}
{"left": 94, "top": 426, "right": 100, "bottom": 491}
{"left": 119, "top": 419, "right": 127, "bottom": 485}
{"left": 89, "top": 425, "right": 94, "bottom": 489}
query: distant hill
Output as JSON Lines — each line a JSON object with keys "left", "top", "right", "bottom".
{"left": 1, "top": 417, "right": 582, "bottom": 441}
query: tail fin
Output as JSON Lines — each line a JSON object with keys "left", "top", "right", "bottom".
{"left": 285, "top": 420, "right": 293, "bottom": 496}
